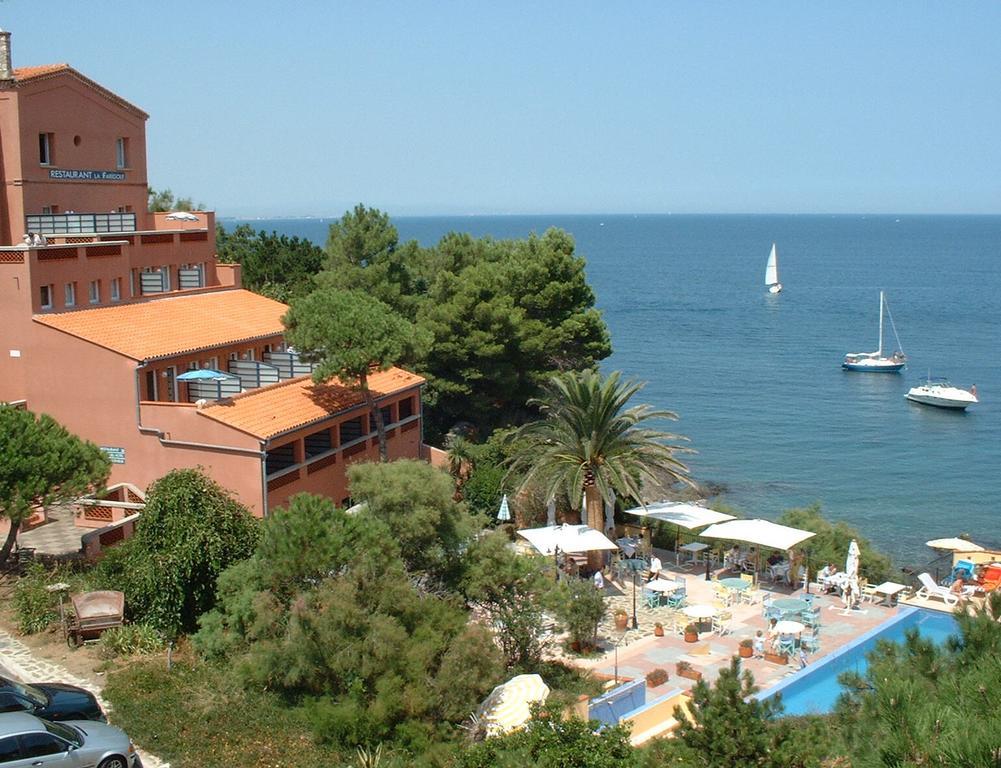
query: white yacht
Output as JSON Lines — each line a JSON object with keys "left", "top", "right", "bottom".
{"left": 765, "top": 243, "right": 782, "bottom": 294}
{"left": 842, "top": 291, "right": 906, "bottom": 372}
{"left": 905, "top": 378, "right": 978, "bottom": 410}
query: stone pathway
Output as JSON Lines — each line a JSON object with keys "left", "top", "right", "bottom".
{"left": 0, "top": 629, "right": 168, "bottom": 768}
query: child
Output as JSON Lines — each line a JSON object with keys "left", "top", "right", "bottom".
{"left": 799, "top": 647, "right": 808, "bottom": 669}
{"left": 753, "top": 630, "right": 765, "bottom": 659}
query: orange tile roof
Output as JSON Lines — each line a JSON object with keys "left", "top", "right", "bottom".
{"left": 34, "top": 289, "right": 288, "bottom": 361}
{"left": 14, "top": 64, "right": 71, "bottom": 80}
{"left": 13, "top": 63, "right": 148, "bottom": 118}
{"left": 198, "top": 367, "right": 425, "bottom": 440}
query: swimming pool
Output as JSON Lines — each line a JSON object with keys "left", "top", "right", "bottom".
{"left": 760, "top": 608, "right": 959, "bottom": 716}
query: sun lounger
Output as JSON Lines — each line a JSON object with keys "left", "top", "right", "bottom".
{"left": 916, "top": 572, "right": 960, "bottom": 607}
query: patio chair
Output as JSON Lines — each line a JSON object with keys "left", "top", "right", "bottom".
{"left": 801, "top": 627, "right": 821, "bottom": 654}
{"left": 915, "top": 572, "right": 959, "bottom": 607}
{"left": 666, "top": 590, "right": 686, "bottom": 609}
{"left": 712, "top": 584, "right": 733, "bottom": 606}
{"left": 801, "top": 609, "right": 821, "bottom": 629}
{"left": 859, "top": 579, "right": 880, "bottom": 604}
{"left": 777, "top": 635, "right": 796, "bottom": 656}
{"left": 711, "top": 613, "right": 732, "bottom": 636}
{"left": 742, "top": 587, "right": 765, "bottom": 605}
{"left": 643, "top": 588, "right": 661, "bottom": 610}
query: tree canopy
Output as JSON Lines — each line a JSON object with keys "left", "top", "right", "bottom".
{"left": 108, "top": 468, "right": 259, "bottom": 636}
{"left": 779, "top": 503, "right": 893, "bottom": 583}
{"left": 507, "top": 369, "right": 693, "bottom": 534}
{"left": 147, "top": 187, "right": 201, "bottom": 212}
{"left": 216, "top": 224, "right": 325, "bottom": 302}
{"left": 282, "top": 287, "right": 420, "bottom": 460}
{"left": 0, "top": 406, "right": 110, "bottom": 564}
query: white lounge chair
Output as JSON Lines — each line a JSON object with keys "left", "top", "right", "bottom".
{"left": 916, "top": 572, "right": 959, "bottom": 606}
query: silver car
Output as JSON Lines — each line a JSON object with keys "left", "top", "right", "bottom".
{"left": 0, "top": 712, "right": 138, "bottom": 768}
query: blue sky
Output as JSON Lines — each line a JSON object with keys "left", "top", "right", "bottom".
{"left": 5, "top": 2, "right": 1000, "bottom": 216}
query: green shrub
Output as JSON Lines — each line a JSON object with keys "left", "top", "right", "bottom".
{"left": 99, "top": 623, "right": 165, "bottom": 657}
{"left": 11, "top": 562, "right": 91, "bottom": 635}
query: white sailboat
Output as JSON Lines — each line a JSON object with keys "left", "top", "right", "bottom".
{"left": 842, "top": 291, "right": 906, "bottom": 372}
{"left": 765, "top": 243, "right": 782, "bottom": 294}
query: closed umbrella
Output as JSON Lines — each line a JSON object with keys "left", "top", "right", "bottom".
{"left": 497, "top": 494, "right": 511, "bottom": 522}
{"left": 845, "top": 539, "right": 861, "bottom": 609}
{"left": 546, "top": 497, "right": 557, "bottom": 527}
{"left": 603, "top": 497, "right": 615, "bottom": 534}
{"left": 478, "top": 674, "right": 550, "bottom": 736}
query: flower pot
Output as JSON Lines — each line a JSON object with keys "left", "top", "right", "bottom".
{"left": 764, "top": 651, "right": 788, "bottom": 665}
{"left": 677, "top": 667, "right": 702, "bottom": 682}
{"left": 739, "top": 644, "right": 753, "bottom": 658}
{"left": 614, "top": 613, "right": 629, "bottom": 631}
{"left": 654, "top": 624, "right": 664, "bottom": 637}
{"left": 684, "top": 631, "right": 698, "bottom": 643}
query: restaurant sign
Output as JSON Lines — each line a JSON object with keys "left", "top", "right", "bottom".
{"left": 100, "top": 446, "right": 126, "bottom": 464}
{"left": 49, "top": 168, "right": 126, "bottom": 181}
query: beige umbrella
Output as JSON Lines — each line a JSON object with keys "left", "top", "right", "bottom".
{"left": 478, "top": 674, "right": 550, "bottom": 736}
{"left": 926, "top": 537, "right": 984, "bottom": 552}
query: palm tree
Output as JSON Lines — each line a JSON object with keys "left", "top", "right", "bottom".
{"left": 507, "top": 370, "right": 694, "bottom": 542}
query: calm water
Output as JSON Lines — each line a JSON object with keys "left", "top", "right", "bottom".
{"left": 226, "top": 214, "right": 1001, "bottom": 562}
{"left": 767, "top": 608, "right": 959, "bottom": 715}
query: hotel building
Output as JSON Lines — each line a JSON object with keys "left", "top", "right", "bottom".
{"left": 0, "top": 32, "right": 425, "bottom": 522}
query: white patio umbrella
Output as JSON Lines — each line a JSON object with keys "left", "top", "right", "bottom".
{"left": 624, "top": 501, "right": 735, "bottom": 561}
{"left": 165, "top": 211, "right": 199, "bottom": 221}
{"left": 497, "top": 494, "right": 511, "bottom": 522}
{"left": 478, "top": 674, "right": 550, "bottom": 737}
{"left": 925, "top": 537, "right": 984, "bottom": 552}
{"left": 517, "top": 523, "right": 618, "bottom": 555}
{"left": 845, "top": 539, "right": 861, "bottom": 607}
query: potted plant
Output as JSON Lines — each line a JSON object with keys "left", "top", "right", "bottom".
{"left": 645, "top": 668, "right": 669, "bottom": 687}
{"left": 683, "top": 623, "right": 699, "bottom": 643}
{"left": 653, "top": 622, "right": 664, "bottom": 637}
{"left": 613, "top": 608, "right": 629, "bottom": 631}
{"left": 764, "top": 649, "right": 788, "bottom": 665}
{"left": 676, "top": 660, "right": 702, "bottom": 681}
{"left": 738, "top": 638, "right": 754, "bottom": 658}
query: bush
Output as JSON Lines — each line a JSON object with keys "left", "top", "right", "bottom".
{"left": 646, "top": 668, "right": 669, "bottom": 687}
{"left": 11, "top": 562, "right": 90, "bottom": 635}
{"left": 99, "top": 623, "right": 165, "bottom": 657}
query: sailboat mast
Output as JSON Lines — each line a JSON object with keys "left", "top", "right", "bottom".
{"left": 877, "top": 291, "right": 885, "bottom": 357}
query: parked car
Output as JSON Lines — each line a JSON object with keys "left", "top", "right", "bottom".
{"left": 0, "top": 711, "right": 138, "bottom": 767}
{"left": 0, "top": 676, "right": 104, "bottom": 722}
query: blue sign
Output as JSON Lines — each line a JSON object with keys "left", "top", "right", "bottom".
{"left": 101, "top": 446, "right": 126, "bottom": 464}
{"left": 49, "top": 168, "right": 126, "bottom": 181}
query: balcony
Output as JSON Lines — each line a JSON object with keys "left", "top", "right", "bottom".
{"left": 26, "top": 212, "right": 137, "bottom": 235}
{"left": 183, "top": 353, "right": 317, "bottom": 403}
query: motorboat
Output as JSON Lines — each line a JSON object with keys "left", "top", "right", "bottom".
{"left": 765, "top": 243, "right": 782, "bottom": 294}
{"left": 905, "top": 378, "right": 978, "bottom": 410}
{"left": 842, "top": 291, "right": 906, "bottom": 372}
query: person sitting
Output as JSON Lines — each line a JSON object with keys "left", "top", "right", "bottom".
{"left": 593, "top": 569, "right": 605, "bottom": 591}
{"left": 818, "top": 563, "right": 839, "bottom": 592}
{"left": 725, "top": 545, "right": 741, "bottom": 569}
{"left": 950, "top": 575, "right": 971, "bottom": 600}
{"left": 648, "top": 555, "right": 663, "bottom": 582}
{"left": 766, "top": 552, "right": 783, "bottom": 566}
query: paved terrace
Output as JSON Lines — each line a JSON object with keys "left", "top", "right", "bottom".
{"left": 568, "top": 553, "right": 905, "bottom": 698}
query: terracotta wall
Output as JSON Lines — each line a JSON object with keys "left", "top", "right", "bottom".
{"left": 0, "top": 258, "right": 33, "bottom": 401}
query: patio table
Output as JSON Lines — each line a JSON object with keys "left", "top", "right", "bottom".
{"left": 873, "top": 581, "right": 908, "bottom": 606}
{"left": 647, "top": 578, "right": 682, "bottom": 594}
{"left": 683, "top": 603, "right": 716, "bottom": 632}
{"left": 718, "top": 577, "right": 750, "bottom": 591}
{"left": 678, "top": 541, "right": 709, "bottom": 566}
{"left": 616, "top": 536, "right": 640, "bottom": 557}
{"left": 772, "top": 597, "right": 809, "bottom": 617}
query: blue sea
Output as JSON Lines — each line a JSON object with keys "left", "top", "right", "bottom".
{"left": 225, "top": 214, "right": 1001, "bottom": 563}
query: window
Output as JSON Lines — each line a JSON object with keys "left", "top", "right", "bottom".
{"left": 0, "top": 735, "right": 21, "bottom": 762}
{"left": 39, "top": 284, "right": 53, "bottom": 310}
{"left": 188, "top": 361, "right": 199, "bottom": 370}
{"left": 163, "top": 367, "right": 177, "bottom": 403}
{"left": 88, "top": 280, "right": 100, "bottom": 304}
{"left": 64, "top": 282, "right": 76, "bottom": 307}
{"left": 161, "top": 265, "right": 171, "bottom": 291}
{"left": 265, "top": 443, "right": 296, "bottom": 476}
{"left": 144, "top": 370, "right": 157, "bottom": 401}
{"left": 369, "top": 406, "right": 394, "bottom": 432}
{"left": 18, "top": 732, "right": 63, "bottom": 758}
{"left": 116, "top": 137, "right": 129, "bottom": 169}
{"left": 339, "top": 417, "right": 365, "bottom": 444}
{"left": 129, "top": 269, "right": 137, "bottom": 297}
{"left": 304, "top": 428, "right": 333, "bottom": 459}
{"left": 110, "top": 277, "right": 121, "bottom": 301}
{"left": 38, "top": 132, "right": 53, "bottom": 165}
{"left": 205, "top": 357, "right": 219, "bottom": 370}
{"left": 398, "top": 396, "right": 415, "bottom": 420}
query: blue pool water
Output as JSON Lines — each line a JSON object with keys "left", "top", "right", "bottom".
{"left": 763, "top": 608, "right": 959, "bottom": 715}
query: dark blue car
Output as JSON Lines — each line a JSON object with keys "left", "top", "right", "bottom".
{"left": 0, "top": 676, "right": 105, "bottom": 723}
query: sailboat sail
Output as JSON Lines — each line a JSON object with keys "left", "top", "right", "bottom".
{"left": 765, "top": 244, "right": 779, "bottom": 287}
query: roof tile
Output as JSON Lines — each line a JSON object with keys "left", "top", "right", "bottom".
{"left": 198, "top": 367, "right": 425, "bottom": 439}
{"left": 34, "top": 289, "right": 288, "bottom": 361}
{"left": 14, "top": 64, "right": 71, "bottom": 80}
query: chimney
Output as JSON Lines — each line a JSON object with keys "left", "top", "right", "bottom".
{"left": 0, "top": 29, "right": 13, "bottom": 85}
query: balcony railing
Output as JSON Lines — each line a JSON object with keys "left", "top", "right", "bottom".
{"left": 26, "top": 212, "right": 137, "bottom": 235}
{"left": 263, "top": 351, "right": 316, "bottom": 379}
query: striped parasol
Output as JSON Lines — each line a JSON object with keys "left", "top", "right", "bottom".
{"left": 497, "top": 494, "right": 511, "bottom": 522}
{"left": 478, "top": 674, "right": 550, "bottom": 736}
